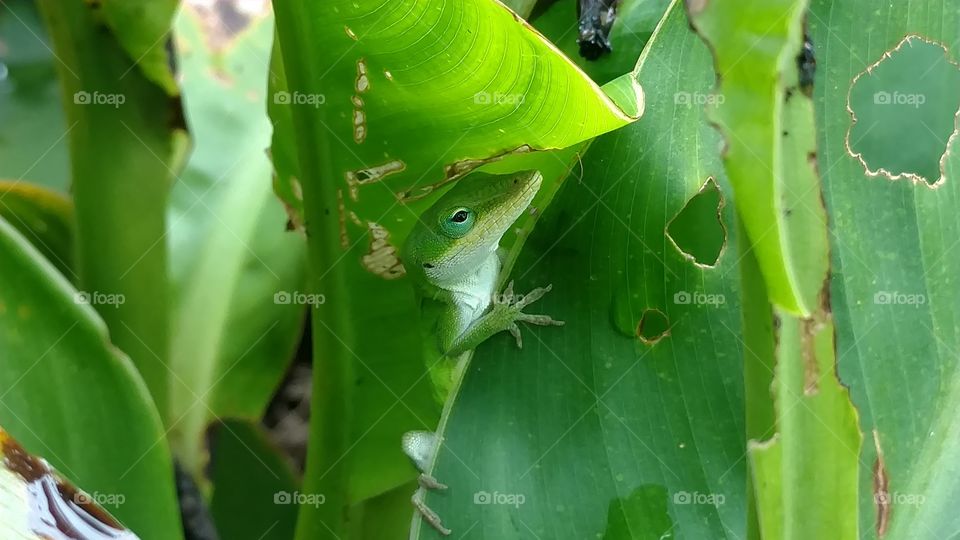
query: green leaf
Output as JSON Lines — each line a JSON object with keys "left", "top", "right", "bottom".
{"left": 167, "top": 2, "right": 307, "bottom": 478}
{"left": 0, "top": 0, "right": 70, "bottom": 192}
{"left": 686, "top": 0, "right": 863, "bottom": 538}
{"left": 271, "top": 0, "right": 645, "bottom": 537}
{"left": 272, "top": 0, "right": 643, "bottom": 235}
{"left": 417, "top": 3, "right": 746, "bottom": 538}
{"left": 687, "top": 0, "right": 830, "bottom": 316}
{"left": 209, "top": 420, "right": 300, "bottom": 540}
{"left": 0, "top": 216, "right": 182, "bottom": 539}
{"left": 810, "top": 0, "right": 960, "bottom": 537}
{"left": 37, "top": 0, "right": 182, "bottom": 422}
{"left": 501, "top": 0, "right": 538, "bottom": 19}
{"left": 98, "top": 0, "right": 179, "bottom": 95}
{"left": 750, "top": 311, "right": 861, "bottom": 540}
{"left": 0, "top": 180, "right": 74, "bottom": 279}
{"left": 349, "top": 481, "right": 424, "bottom": 540}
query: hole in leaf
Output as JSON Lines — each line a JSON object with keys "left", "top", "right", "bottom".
{"left": 636, "top": 309, "right": 670, "bottom": 345}
{"left": 847, "top": 36, "right": 960, "bottom": 185}
{"left": 666, "top": 177, "right": 725, "bottom": 267}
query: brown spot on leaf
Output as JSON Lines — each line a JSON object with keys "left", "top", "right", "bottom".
{"left": 355, "top": 58, "right": 370, "bottom": 94}
{"left": 362, "top": 222, "right": 405, "bottom": 279}
{"left": 337, "top": 189, "right": 349, "bottom": 249}
{"left": 800, "top": 317, "right": 821, "bottom": 395}
{"left": 345, "top": 160, "right": 406, "bottom": 200}
{"left": 400, "top": 145, "right": 534, "bottom": 202}
{"left": 873, "top": 429, "right": 890, "bottom": 537}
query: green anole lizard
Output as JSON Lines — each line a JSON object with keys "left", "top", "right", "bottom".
{"left": 399, "top": 169, "right": 563, "bottom": 535}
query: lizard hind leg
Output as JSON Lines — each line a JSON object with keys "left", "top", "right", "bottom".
{"left": 402, "top": 431, "right": 452, "bottom": 535}
{"left": 412, "top": 484, "right": 452, "bottom": 536}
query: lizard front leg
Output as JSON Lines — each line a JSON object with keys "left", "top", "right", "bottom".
{"left": 443, "top": 281, "right": 564, "bottom": 358}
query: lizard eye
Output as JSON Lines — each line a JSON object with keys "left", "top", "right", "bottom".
{"left": 439, "top": 207, "right": 475, "bottom": 238}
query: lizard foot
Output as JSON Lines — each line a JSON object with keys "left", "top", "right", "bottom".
{"left": 413, "top": 474, "right": 451, "bottom": 536}
{"left": 403, "top": 432, "right": 452, "bottom": 535}
{"left": 499, "top": 281, "right": 565, "bottom": 349}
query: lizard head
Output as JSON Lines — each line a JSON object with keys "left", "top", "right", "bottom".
{"left": 401, "top": 169, "right": 543, "bottom": 287}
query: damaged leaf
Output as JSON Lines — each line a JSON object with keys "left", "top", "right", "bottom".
{"left": 271, "top": 1, "right": 647, "bottom": 536}
{"left": 687, "top": 0, "right": 830, "bottom": 316}
{"left": 416, "top": 3, "right": 747, "bottom": 538}
{"left": 272, "top": 0, "right": 644, "bottom": 251}
{"left": 0, "top": 217, "right": 181, "bottom": 538}
{"left": 811, "top": 0, "right": 960, "bottom": 537}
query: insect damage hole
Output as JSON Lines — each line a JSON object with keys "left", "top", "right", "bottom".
{"left": 847, "top": 35, "right": 960, "bottom": 186}
{"left": 636, "top": 309, "right": 670, "bottom": 345}
{"left": 666, "top": 177, "right": 726, "bottom": 267}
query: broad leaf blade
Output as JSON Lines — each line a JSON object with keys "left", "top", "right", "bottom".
{"left": 37, "top": 0, "right": 181, "bottom": 421}
{"left": 687, "top": 0, "right": 830, "bottom": 316}
{"left": 98, "top": 0, "right": 179, "bottom": 95}
{"left": 0, "top": 181, "right": 74, "bottom": 279}
{"left": 810, "top": 0, "right": 960, "bottom": 537}
{"left": 271, "top": 1, "right": 646, "bottom": 537}
{"left": 209, "top": 420, "right": 300, "bottom": 540}
{"left": 418, "top": 3, "right": 746, "bottom": 538}
{"left": 0, "top": 0, "right": 70, "bottom": 192}
{"left": 167, "top": 2, "right": 307, "bottom": 478}
{"left": 273, "top": 0, "right": 643, "bottom": 235}
{"left": 0, "top": 217, "right": 182, "bottom": 539}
